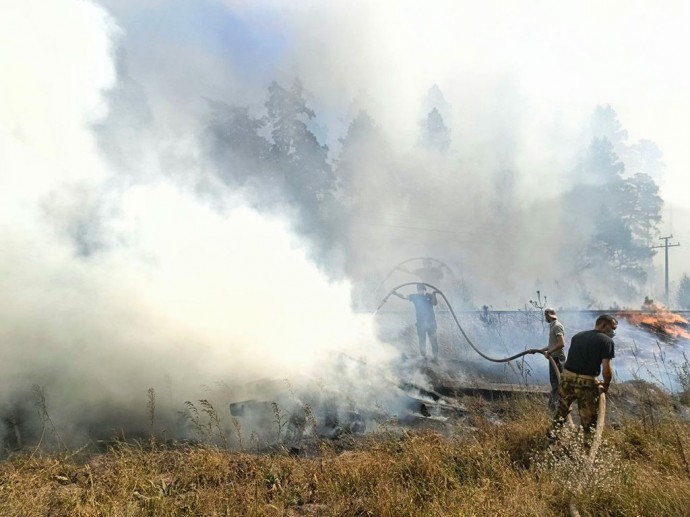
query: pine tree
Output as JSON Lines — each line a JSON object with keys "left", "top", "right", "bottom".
{"left": 576, "top": 136, "right": 624, "bottom": 185}
{"left": 420, "top": 107, "right": 451, "bottom": 152}
{"left": 575, "top": 128, "right": 663, "bottom": 297}
{"left": 206, "top": 101, "right": 270, "bottom": 186}
{"left": 589, "top": 105, "right": 629, "bottom": 158}
{"left": 336, "top": 110, "right": 388, "bottom": 205}
{"left": 423, "top": 84, "right": 452, "bottom": 123}
{"left": 618, "top": 173, "right": 662, "bottom": 245}
{"left": 586, "top": 213, "right": 653, "bottom": 292}
{"left": 264, "top": 79, "right": 334, "bottom": 212}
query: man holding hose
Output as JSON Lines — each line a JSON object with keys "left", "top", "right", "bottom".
{"left": 553, "top": 314, "right": 616, "bottom": 434}
{"left": 541, "top": 308, "right": 566, "bottom": 412}
{"left": 393, "top": 283, "right": 439, "bottom": 360}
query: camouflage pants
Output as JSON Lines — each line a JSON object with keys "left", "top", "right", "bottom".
{"left": 553, "top": 373, "right": 600, "bottom": 433}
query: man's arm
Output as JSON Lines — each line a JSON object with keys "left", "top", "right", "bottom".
{"left": 391, "top": 291, "right": 408, "bottom": 300}
{"left": 600, "top": 359, "right": 613, "bottom": 392}
{"left": 542, "top": 334, "right": 565, "bottom": 355}
{"left": 541, "top": 322, "right": 565, "bottom": 355}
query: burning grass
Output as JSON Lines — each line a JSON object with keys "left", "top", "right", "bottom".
{"left": 1, "top": 394, "right": 690, "bottom": 516}
{"left": 618, "top": 300, "right": 690, "bottom": 341}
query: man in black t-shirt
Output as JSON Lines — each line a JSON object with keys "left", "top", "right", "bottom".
{"left": 553, "top": 314, "right": 617, "bottom": 434}
{"left": 393, "top": 284, "right": 439, "bottom": 359}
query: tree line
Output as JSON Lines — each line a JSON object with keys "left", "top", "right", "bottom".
{"left": 205, "top": 79, "right": 681, "bottom": 307}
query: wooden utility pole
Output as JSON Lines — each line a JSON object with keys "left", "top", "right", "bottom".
{"left": 652, "top": 235, "right": 680, "bottom": 304}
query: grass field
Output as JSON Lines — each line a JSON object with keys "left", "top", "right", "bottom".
{"left": 1, "top": 386, "right": 690, "bottom": 516}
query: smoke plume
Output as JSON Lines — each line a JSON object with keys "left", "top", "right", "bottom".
{"left": 0, "top": 0, "right": 396, "bottom": 447}
{"left": 3, "top": 0, "right": 690, "bottom": 447}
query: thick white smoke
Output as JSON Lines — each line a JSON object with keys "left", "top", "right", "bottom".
{"left": 0, "top": 0, "right": 395, "bottom": 445}
{"left": 214, "top": 0, "right": 690, "bottom": 306}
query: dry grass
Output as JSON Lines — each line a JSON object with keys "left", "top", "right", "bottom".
{"left": 1, "top": 395, "right": 690, "bottom": 516}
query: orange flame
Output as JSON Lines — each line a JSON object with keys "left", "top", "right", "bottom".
{"left": 618, "top": 300, "right": 690, "bottom": 340}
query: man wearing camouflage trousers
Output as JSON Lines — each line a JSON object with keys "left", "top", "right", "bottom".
{"left": 553, "top": 314, "right": 616, "bottom": 435}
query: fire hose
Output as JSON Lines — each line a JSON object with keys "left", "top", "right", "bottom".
{"left": 376, "top": 281, "right": 607, "bottom": 491}
{"left": 567, "top": 392, "right": 607, "bottom": 517}
{"left": 375, "top": 282, "right": 564, "bottom": 379}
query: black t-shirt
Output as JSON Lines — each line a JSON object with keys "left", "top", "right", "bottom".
{"left": 563, "top": 329, "right": 615, "bottom": 376}
{"left": 408, "top": 293, "right": 436, "bottom": 324}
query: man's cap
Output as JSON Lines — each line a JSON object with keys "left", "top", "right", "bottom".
{"left": 544, "top": 307, "right": 557, "bottom": 317}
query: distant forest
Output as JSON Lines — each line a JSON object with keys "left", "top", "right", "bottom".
{"left": 205, "top": 80, "right": 673, "bottom": 309}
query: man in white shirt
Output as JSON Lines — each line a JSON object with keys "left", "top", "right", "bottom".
{"left": 541, "top": 308, "right": 566, "bottom": 412}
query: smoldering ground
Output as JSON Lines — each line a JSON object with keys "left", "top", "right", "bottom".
{"left": 0, "top": 0, "right": 404, "bottom": 449}
{"left": 2, "top": 0, "right": 690, "bottom": 450}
